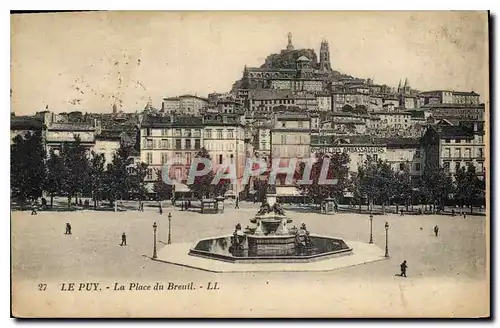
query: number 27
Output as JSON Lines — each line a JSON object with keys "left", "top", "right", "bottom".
{"left": 38, "top": 283, "right": 47, "bottom": 291}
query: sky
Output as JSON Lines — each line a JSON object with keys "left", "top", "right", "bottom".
{"left": 10, "top": 11, "right": 489, "bottom": 115}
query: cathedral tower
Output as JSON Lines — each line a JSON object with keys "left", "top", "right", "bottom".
{"left": 319, "top": 39, "right": 331, "bottom": 72}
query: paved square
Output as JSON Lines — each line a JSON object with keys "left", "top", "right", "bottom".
{"left": 11, "top": 200, "right": 489, "bottom": 317}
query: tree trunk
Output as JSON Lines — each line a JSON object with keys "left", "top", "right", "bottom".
{"left": 50, "top": 194, "right": 54, "bottom": 208}
{"left": 382, "top": 201, "right": 386, "bottom": 215}
{"left": 470, "top": 204, "right": 473, "bottom": 214}
{"left": 67, "top": 196, "right": 71, "bottom": 209}
{"left": 358, "top": 198, "right": 361, "bottom": 213}
{"left": 396, "top": 203, "right": 399, "bottom": 214}
{"left": 367, "top": 197, "right": 370, "bottom": 211}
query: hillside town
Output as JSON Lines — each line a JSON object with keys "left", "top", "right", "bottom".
{"left": 10, "top": 12, "right": 490, "bottom": 318}
{"left": 11, "top": 33, "right": 486, "bottom": 209}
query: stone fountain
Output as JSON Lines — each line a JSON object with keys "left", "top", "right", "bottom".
{"left": 189, "top": 187, "right": 353, "bottom": 263}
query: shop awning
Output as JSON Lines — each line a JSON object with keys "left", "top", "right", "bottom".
{"left": 276, "top": 186, "right": 302, "bottom": 196}
{"left": 173, "top": 182, "right": 191, "bottom": 193}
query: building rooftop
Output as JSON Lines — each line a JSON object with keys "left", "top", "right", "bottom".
{"left": 420, "top": 103, "right": 485, "bottom": 109}
{"left": 249, "top": 89, "right": 294, "bottom": 100}
{"left": 438, "top": 125, "right": 474, "bottom": 138}
{"left": 372, "top": 111, "right": 411, "bottom": 115}
{"left": 276, "top": 115, "right": 310, "bottom": 121}
{"left": 163, "top": 95, "right": 208, "bottom": 102}
{"left": 375, "top": 137, "right": 421, "bottom": 147}
{"left": 11, "top": 116, "right": 45, "bottom": 131}
{"left": 420, "top": 90, "right": 479, "bottom": 96}
{"left": 141, "top": 115, "right": 204, "bottom": 128}
{"left": 96, "top": 130, "right": 123, "bottom": 141}
{"left": 49, "top": 122, "right": 95, "bottom": 131}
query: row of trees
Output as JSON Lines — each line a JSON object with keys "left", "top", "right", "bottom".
{"left": 153, "top": 147, "right": 231, "bottom": 201}
{"left": 295, "top": 152, "right": 485, "bottom": 214}
{"left": 11, "top": 132, "right": 149, "bottom": 210}
{"left": 11, "top": 131, "right": 485, "bottom": 213}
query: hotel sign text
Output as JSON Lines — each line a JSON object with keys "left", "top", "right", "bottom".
{"left": 312, "top": 146, "right": 386, "bottom": 153}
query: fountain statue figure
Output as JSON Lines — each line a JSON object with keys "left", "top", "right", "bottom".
{"left": 231, "top": 223, "right": 246, "bottom": 247}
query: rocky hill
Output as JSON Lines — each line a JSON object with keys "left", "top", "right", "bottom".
{"left": 230, "top": 48, "right": 358, "bottom": 93}
{"left": 261, "top": 49, "right": 319, "bottom": 69}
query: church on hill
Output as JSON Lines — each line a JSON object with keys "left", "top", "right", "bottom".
{"left": 232, "top": 33, "right": 344, "bottom": 95}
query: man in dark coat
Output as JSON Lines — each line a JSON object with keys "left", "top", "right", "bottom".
{"left": 121, "top": 232, "right": 127, "bottom": 246}
{"left": 65, "top": 223, "right": 72, "bottom": 235}
{"left": 434, "top": 225, "right": 439, "bottom": 237}
{"left": 400, "top": 260, "right": 408, "bottom": 277}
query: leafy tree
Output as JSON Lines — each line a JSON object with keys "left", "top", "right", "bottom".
{"left": 342, "top": 104, "right": 354, "bottom": 112}
{"left": 11, "top": 131, "right": 46, "bottom": 208}
{"left": 357, "top": 157, "right": 378, "bottom": 211}
{"left": 88, "top": 151, "right": 106, "bottom": 208}
{"left": 454, "top": 164, "right": 484, "bottom": 214}
{"left": 419, "top": 164, "right": 453, "bottom": 211}
{"left": 44, "top": 149, "right": 64, "bottom": 208}
{"left": 348, "top": 171, "right": 363, "bottom": 212}
{"left": 104, "top": 142, "right": 134, "bottom": 210}
{"left": 393, "top": 162, "right": 413, "bottom": 213}
{"left": 296, "top": 152, "right": 350, "bottom": 205}
{"left": 354, "top": 105, "right": 368, "bottom": 114}
{"left": 154, "top": 169, "right": 173, "bottom": 201}
{"left": 373, "top": 160, "right": 396, "bottom": 214}
{"left": 188, "top": 148, "right": 218, "bottom": 199}
{"left": 129, "top": 162, "right": 149, "bottom": 202}
{"left": 60, "top": 135, "right": 90, "bottom": 208}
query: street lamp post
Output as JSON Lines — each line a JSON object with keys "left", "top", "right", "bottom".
{"left": 369, "top": 214, "right": 374, "bottom": 244}
{"left": 152, "top": 222, "right": 158, "bottom": 259}
{"left": 384, "top": 221, "right": 389, "bottom": 258}
{"left": 167, "top": 212, "right": 172, "bottom": 245}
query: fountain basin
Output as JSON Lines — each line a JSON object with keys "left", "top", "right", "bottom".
{"left": 188, "top": 234, "right": 353, "bottom": 263}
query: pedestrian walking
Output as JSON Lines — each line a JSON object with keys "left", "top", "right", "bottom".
{"left": 463, "top": 213, "right": 467, "bottom": 219}
{"left": 452, "top": 209, "right": 455, "bottom": 217}
{"left": 434, "top": 225, "right": 439, "bottom": 237}
{"left": 121, "top": 232, "right": 127, "bottom": 246}
{"left": 235, "top": 197, "right": 239, "bottom": 209}
{"left": 400, "top": 209, "right": 404, "bottom": 216}
{"left": 65, "top": 223, "right": 72, "bottom": 235}
{"left": 31, "top": 202, "right": 38, "bottom": 215}
{"left": 400, "top": 260, "right": 408, "bottom": 277}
